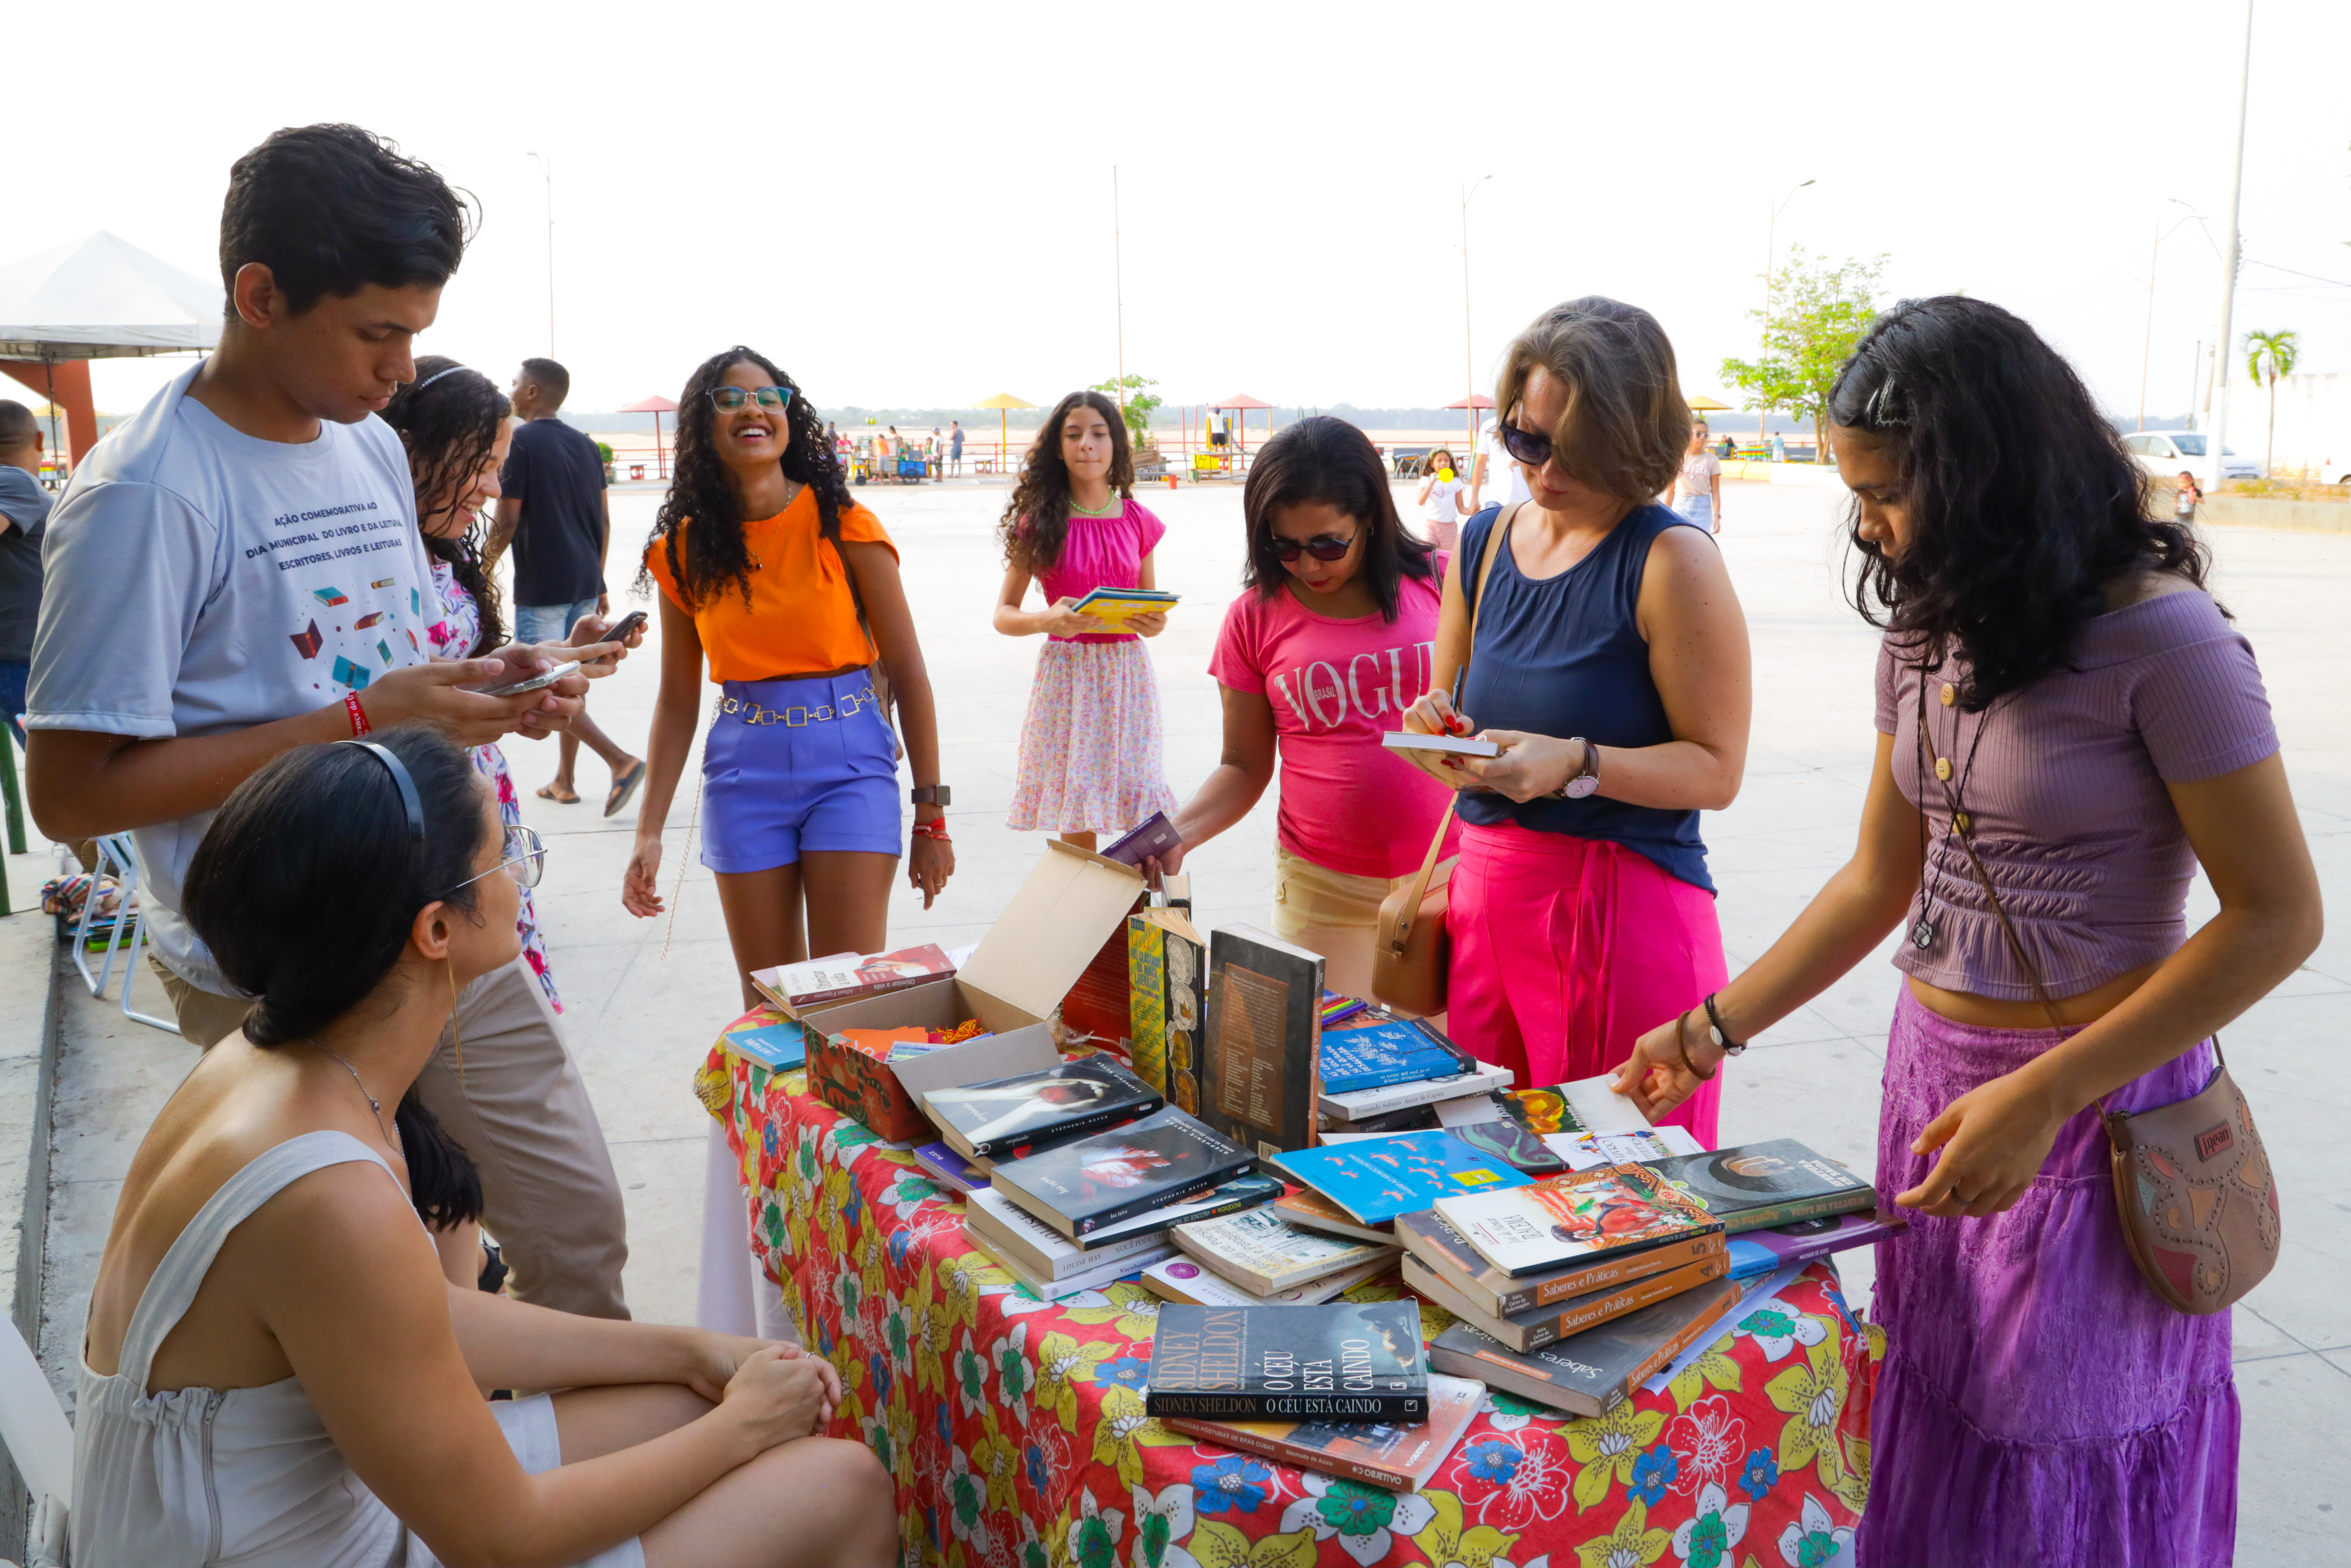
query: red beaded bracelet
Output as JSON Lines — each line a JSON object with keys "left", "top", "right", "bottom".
{"left": 911, "top": 819, "right": 951, "bottom": 842}
{"left": 344, "top": 693, "right": 371, "bottom": 737}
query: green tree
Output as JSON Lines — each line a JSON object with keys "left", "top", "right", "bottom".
{"left": 1719, "top": 247, "right": 1887, "bottom": 462}
{"left": 1090, "top": 374, "right": 1163, "bottom": 448}
{"left": 2243, "top": 328, "right": 2298, "bottom": 477}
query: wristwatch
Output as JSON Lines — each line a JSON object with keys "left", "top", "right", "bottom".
{"left": 911, "top": 785, "right": 952, "bottom": 806}
{"left": 1554, "top": 739, "right": 1601, "bottom": 799}
{"left": 1701, "top": 993, "right": 1748, "bottom": 1058}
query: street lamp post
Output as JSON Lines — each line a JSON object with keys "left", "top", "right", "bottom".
{"left": 1761, "top": 179, "right": 1814, "bottom": 448}
{"left": 2204, "top": 0, "right": 2253, "bottom": 491}
{"left": 1461, "top": 174, "right": 1491, "bottom": 450}
{"left": 526, "top": 152, "right": 555, "bottom": 358}
{"left": 2138, "top": 199, "right": 2201, "bottom": 431}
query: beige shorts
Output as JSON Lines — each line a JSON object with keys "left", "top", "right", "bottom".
{"left": 1271, "top": 846, "right": 1408, "bottom": 1001}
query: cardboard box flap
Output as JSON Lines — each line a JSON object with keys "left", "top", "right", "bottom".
{"left": 961, "top": 839, "right": 1146, "bottom": 1019}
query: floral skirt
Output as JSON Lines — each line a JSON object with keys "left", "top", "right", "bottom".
{"left": 1007, "top": 636, "right": 1176, "bottom": 835}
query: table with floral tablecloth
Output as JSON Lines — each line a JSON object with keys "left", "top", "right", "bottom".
{"left": 696, "top": 1013, "right": 1880, "bottom": 1568}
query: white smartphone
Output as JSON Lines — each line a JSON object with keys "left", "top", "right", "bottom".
{"left": 1380, "top": 731, "right": 1502, "bottom": 759}
{"left": 483, "top": 659, "right": 582, "bottom": 698}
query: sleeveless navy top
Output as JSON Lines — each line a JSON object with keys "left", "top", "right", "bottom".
{"left": 1456, "top": 502, "right": 1714, "bottom": 892}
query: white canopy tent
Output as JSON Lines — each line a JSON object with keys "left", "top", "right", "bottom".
{"left": 0, "top": 231, "right": 222, "bottom": 468}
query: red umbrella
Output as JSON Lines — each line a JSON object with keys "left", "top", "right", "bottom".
{"left": 1445, "top": 393, "right": 1495, "bottom": 447}
{"left": 620, "top": 394, "right": 679, "bottom": 479}
{"left": 1210, "top": 393, "right": 1274, "bottom": 453}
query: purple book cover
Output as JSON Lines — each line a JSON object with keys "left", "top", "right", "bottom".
{"left": 1724, "top": 1208, "right": 1907, "bottom": 1279}
{"left": 1102, "top": 811, "right": 1182, "bottom": 867}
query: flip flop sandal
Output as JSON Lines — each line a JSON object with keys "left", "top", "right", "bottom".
{"left": 604, "top": 758, "right": 648, "bottom": 819}
{"left": 536, "top": 782, "right": 581, "bottom": 804}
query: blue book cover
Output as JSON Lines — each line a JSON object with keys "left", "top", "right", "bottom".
{"left": 726, "top": 1020, "right": 806, "bottom": 1071}
{"left": 1317, "top": 1020, "right": 1466, "bottom": 1094}
{"left": 1272, "top": 1130, "right": 1534, "bottom": 1225}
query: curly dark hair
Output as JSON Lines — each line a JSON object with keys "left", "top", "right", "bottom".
{"left": 996, "top": 390, "right": 1133, "bottom": 573}
{"left": 640, "top": 347, "right": 853, "bottom": 609}
{"left": 381, "top": 354, "right": 509, "bottom": 655}
{"left": 1831, "top": 295, "right": 2212, "bottom": 710}
{"left": 1240, "top": 417, "right": 1436, "bottom": 624}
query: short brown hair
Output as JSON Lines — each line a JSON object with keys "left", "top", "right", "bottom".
{"left": 1494, "top": 297, "right": 1690, "bottom": 504}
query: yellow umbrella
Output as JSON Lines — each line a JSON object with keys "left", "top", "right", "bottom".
{"left": 1687, "top": 395, "right": 1733, "bottom": 412}
{"left": 974, "top": 392, "right": 1038, "bottom": 473}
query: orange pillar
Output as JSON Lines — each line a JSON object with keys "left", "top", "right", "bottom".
{"left": 0, "top": 359, "right": 98, "bottom": 469}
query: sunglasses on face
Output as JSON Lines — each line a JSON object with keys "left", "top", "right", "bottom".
{"left": 1496, "top": 417, "right": 1555, "bottom": 469}
{"left": 446, "top": 825, "right": 548, "bottom": 895}
{"left": 710, "top": 384, "right": 794, "bottom": 412}
{"left": 1269, "top": 532, "right": 1357, "bottom": 563}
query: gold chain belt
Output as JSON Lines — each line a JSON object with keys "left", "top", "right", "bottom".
{"left": 714, "top": 685, "right": 879, "bottom": 728}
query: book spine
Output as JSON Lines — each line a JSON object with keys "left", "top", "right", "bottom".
{"left": 969, "top": 1094, "right": 1164, "bottom": 1158}
{"left": 1158, "top": 1420, "right": 1411, "bottom": 1493}
{"left": 1144, "top": 1390, "right": 1427, "bottom": 1422}
{"left": 1619, "top": 1291, "right": 1739, "bottom": 1396}
{"left": 1509, "top": 1235, "right": 1726, "bottom": 1316}
{"left": 1522, "top": 1255, "right": 1728, "bottom": 1350}
{"left": 1070, "top": 1172, "right": 1233, "bottom": 1237}
{"left": 1721, "top": 1191, "right": 1877, "bottom": 1235}
{"left": 970, "top": 1210, "right": 1171, "bottom": 1280}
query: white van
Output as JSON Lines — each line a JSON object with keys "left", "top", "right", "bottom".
{"left": 2122, "top": 431, "right": 2259, "bottom": 482}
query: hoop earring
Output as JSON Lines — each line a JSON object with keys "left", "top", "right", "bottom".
{"left": 447, "top": 954, "right": 466, "bottom": 1087}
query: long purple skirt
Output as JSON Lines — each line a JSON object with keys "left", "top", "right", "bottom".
{"left": 1862, "top": 989, "right": 2238, "bottom": 1568}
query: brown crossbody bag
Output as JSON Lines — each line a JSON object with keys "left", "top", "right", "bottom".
{"left": 1372, "top": 503, "right": 1518, "bottom": 1015}
{"left": 1922, "top": 677, "right": 2281, "bottom": 1315}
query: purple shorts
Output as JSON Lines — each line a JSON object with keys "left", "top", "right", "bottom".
{"left": 699, "top": 672, "right": 901, "bottom": 874}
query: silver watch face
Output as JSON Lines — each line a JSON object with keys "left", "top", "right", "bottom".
{"left": 1562, "top": 774, "right": 1600, "bottom": 799}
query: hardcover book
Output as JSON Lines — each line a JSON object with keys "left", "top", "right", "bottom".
{"left": 922, "top": 1057, "right": 1162, "bottom": 1159}
{"left": 1401, "top": 1249, "right": 1730, "bottom": 1353}
{"left": 1172, "top": 1207, "right": 1398, "bottom": 1294}
{"left": 1640, "top": 1139, "right": 1877, "bottom": 1234}
{"left": 1317, "top": 1019, "right": 1472, "bottom": 1095}
{"left": 1146, "top": 1301, "right": 1428, "bottom": 1421}
{"left": 1199, "top": 925, "right": 1325, "bottom": 1160}
{"left": 1428, "top": 1277, "right": 1740, "bottom": 1418}
{"left": 1273, "top": 1130, "right": 1533, "bottom": 1226}
{"left": 988, "top": 1106, "right": 1256, "bottom": 1238}
{"left": 1318, "top": 1062, "right": 1514, "bottom": 1122}
{"left": 1435, "top": 1164, "right": 1722, "bottom": 1277}
{"left": 1274, "top": 1186, "right": 1398, "bottom": 1246}
{"left": 1101, "top": 810, "right": 1184, "bottom": 868}
{"left": 1141, "top": 1253, "right": 1392, "bottom": 1308}
{"left": 1723, "top": 1208, "right": 1908, "bottom": 1279}
{"left": 1395, "top": 1209, "right": 1726, "bottom": 1320}
{"left": 1158, "top": 1374, "right": 1486, "bottom": 1494}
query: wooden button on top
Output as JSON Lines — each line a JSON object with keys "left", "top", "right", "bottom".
{"left": 1940, "top": 683, "right": 1957, "bottom": 707}
{"left": 1935, "top": 757, "right": 1953, "bottom": 782}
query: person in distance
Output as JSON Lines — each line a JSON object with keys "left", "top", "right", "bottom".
{"left": 74, "top": 726, "right": 896, "bottom": 1567}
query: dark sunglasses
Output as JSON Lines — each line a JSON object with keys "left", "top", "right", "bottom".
{"left": 1496, "top": 417, "right": 1555, "bottom": 469}
{"left": 710, "top": 384, "right": 794, "bottom": 412}
{"left": 1269, "top": 532, "right": 1358, "bottom": 563}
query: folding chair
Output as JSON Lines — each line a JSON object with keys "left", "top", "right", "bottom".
{"left": 71, "top": 834, "right": 176, "bottom": 1032}
{"left": 0, "top": 1311, "right": 70, "bottom": 1566}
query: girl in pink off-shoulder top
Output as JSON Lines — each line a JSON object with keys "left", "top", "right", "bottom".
{"left": 1609, "top": 296, "right": 2320, "bottom": 1568}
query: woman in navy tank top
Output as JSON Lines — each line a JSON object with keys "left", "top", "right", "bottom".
{"left": 1399, "top": 298, "right": 1752, "bottom": 1146}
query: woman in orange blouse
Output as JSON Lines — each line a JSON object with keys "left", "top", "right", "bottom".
{"left": 625, "top": 347, "right": 953, "bottom": 1003}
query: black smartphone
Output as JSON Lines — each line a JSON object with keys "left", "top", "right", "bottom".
{"left": 603, "top": 609, "right": 648, "bottom": 643}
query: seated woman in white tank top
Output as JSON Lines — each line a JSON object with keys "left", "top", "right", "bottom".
{"left": 73, "top": 727, "right": 898, "bottom": 1568}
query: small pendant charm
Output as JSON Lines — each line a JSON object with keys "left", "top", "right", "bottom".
{"left": 1953, "top": 810, "right": 1971, "bottom": 834}
{"left": 1911, "top": 918, "right": 1937, "bottom": 950}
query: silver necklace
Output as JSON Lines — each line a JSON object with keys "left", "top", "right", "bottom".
{"left": 304, "top": 1040, "right": 404, "bottom": 1163}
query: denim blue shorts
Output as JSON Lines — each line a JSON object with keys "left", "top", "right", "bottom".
{"left": 514, "top": 597, "right": 599, "bottom": 646}
{"left": 700, "top": 671, "right": 902, "bottom": 873}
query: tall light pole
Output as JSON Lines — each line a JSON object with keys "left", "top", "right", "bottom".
{"left": 526, "top": 152, "right": 555, "bottom": 358}
{"left": 1461, "top": 174, "right": 1491, "bottom": 450}
{"left": 1112, "top": 165, "right": 1125, "bottom": 419}
{"left": 1761, "top": 179, "right": 1814, "bottom": 447}
{"left": 2138, "top": 198, "right": 2201, "bottom": 431}
{"left": 2204, "top": 0, "right": 2253, "bottom": 490}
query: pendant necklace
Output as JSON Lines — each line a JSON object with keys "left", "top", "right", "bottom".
{"left": 304, "top": 1039, "right": 405, "bottom": 1164}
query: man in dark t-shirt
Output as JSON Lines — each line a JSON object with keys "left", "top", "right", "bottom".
{"left": 0, "top": 400, "right": 54, "bottom": 744}
{"left": 490, "top": 358, "right": 644, "bottom": 813}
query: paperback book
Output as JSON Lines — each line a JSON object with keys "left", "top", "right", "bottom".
{"left": 1101, "top": 811, "right": 1184, "bottom": 868}
{"left": 922, "top": 1057, "right": 1162, "bottom": 1159}
{"left": 1395, "top": 1209, "right": 1726, "bottom": 1319}
{"left": 1317, "top": 1019, "right": 1471, "bottom": 1095}
{"left": 1158, "top": 1374, "right": 1487, "bottom": 1494}
{"left": 1273, "top": 1130, "right": 1532, "bottom": 1227}
{"left": 913, "top": 1141, "right": 988, "bottom": 1196}
{"left": 1723, "top": 1208, "right": 1907, "bottom": 1279}
{"left": 721, "top": 1018, "right": 807, "bottom": 1071}
{"left": 983, "top": 1237, "right": 1175, "bottom": 1301}
{"left": 752, "top": 943, "right": 955, "bottom": 1014}
{"left": 1274, "top": 1186, "right": 1398, "bottom": 1246}
{"left": 1435, "top": 1165, "right": 1721, "bottom": 1277}
{"left": 1317, "top": 1062, "right": 1514, "bottom": 1123}
{"left": 963, "top": 1187, "right": 1183, "bottom": 1281}
{"left": 1071, "top": 585, "right": 1179, "bottom": 632}
{"left": 1141, "top": 1253, "right": 1392, "bottom": 1308}
{"left": 1427, "top": 1277, "right": 1741, "bottom": 1418}
{"left": 1443, "top": 1117, "right": 1569, "bottom": 1176}
{"left": 1171, "top": 1207, "right": 1398, "bottom": 1294}
{"left": 1543, "top": 1125, "right": 1704, "bottom": 1170}
{"left": 1401, "top": 1249, "right": 1731, "bottom": 1353}
{"left": 1507, "top": 1075, "right": 1653, "bottom": 1136}
{"left": 1199, "top": 925, "right": 1325, "bottom": 1160}
{"left": 1147, "top": 1301, "right": 1428, "bottom": 1421}
{"left": 1434, "top": 1091, "right": 1527, "bottom": 1129}
{"left": 1128, "top": 895, "right": 1207, "bottom": 1110}
{"left": 1640, "top": 1139, "right": 1877, "bottom": 1234}
{"left": 988, "top": 1107, "right": 1257, "bottom": 1238}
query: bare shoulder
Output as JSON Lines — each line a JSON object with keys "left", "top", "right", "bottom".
{"left": 1640, "top": 519, "right": 1738, "bottom": 603}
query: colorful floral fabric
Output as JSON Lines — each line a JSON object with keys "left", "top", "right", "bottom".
{"left": 698, "top": 1015, "right": 1879, "bottom": 1568}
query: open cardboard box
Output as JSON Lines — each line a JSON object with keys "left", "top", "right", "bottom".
{"left": 799, "top": 840, "right": 1149, "bottom": 1142}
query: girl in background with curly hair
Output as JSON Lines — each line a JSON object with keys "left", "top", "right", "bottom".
{"left": 992, "top": 389, "right": 1175, "bottom": 849}
{"left": 625, "top": 348, "right": 952, "bottom": 1002}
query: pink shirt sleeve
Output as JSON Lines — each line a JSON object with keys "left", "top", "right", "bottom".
{"left": 1131, "top": 502, "right": 1168, "bottom": 560}
{"left": 2123, "top": 602, "right": 2279, "bottom": 783}
{"left": 1207, "top": 591, "right": 1267, "bottom": 695}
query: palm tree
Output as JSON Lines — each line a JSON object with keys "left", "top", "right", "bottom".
{"left": 2243, "top": 328, "right": 2299, "bottom": 478}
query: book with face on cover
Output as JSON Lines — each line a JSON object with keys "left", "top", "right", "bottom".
{"left": 1639, "top": 1139, "right": 1878, "bottom": 1234}
{"left": 1158, "top": 1373, "right": 1487, "bottom": 1494}
{"left": 987, "top": 1106, "right": 1257, "bottom": 1238}
{"left": 921, "top": 1056, "right": 1162, "bottom": 1159}
{"left": 1272, "top": 1130, "right": 1533, "bottom": 1227}
{"left": 1199, "top": 925, "right": 1325, "bottom": 1160}
{"left": 1427, "top": 1276, "right": 1741, "bottom": 1418}
{"left": 1145, "top": 1301, "right": 1429, "bottom": 1421}
{"left": 1170, "top": 1206, "right": 1399, "bottom": 1294}
{"left": 1435, "top": 1164, "right": 1722, "bottom": 1277}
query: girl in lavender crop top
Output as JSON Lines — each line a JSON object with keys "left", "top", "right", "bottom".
{"left": 1877, "top": 588, "right": 2278, "bottom": 1000}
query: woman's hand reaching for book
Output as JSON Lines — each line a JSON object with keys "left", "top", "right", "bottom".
{"left": 1610, "top": 1010, "right": 1718, "bottom": 1121}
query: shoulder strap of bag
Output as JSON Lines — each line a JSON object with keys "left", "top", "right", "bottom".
{"left": 1389, "top": 503, "right": 1521, "bottom": 950}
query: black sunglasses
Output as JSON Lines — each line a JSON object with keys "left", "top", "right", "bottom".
{"left": 1269, "top": 532, "right": 1358, "bottom": 563}
{"left": 1496, "top": 416, "right": 1555, "bottom": 470}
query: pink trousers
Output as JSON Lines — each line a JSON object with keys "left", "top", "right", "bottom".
{"left": 1445, "top": 821, "right": 1724, "bottom": 1146}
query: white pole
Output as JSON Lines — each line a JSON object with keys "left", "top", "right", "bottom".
{"left": 1112, "top": 166, "right": 1125, "bottom": 419}
{"left": 2205, "top": 0, "right": 2252, "bottom": 491}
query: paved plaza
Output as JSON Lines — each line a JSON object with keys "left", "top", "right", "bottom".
{"left": 13, "top": 474, "right": 2348, "bottom": 1561}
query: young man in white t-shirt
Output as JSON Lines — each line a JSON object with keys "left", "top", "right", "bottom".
{"left": 27, "top": 125, "right": 641, "bottom": 1319}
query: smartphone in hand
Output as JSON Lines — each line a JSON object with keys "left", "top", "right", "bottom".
{"left": 483, "top": 659, "right": 583, "bottom": 698}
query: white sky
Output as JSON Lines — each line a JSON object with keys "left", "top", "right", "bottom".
{"left": 13, "top": 0, "right": 2349, "bottom": 424}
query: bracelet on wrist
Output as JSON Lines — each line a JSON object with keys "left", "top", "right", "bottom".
{"left": 1673, "top": 1009, "right": 1718, "bottom": 1082}
{"left": 343, "top": 692, "right": 371, "bottom": 737}
{"left": 911, "top": 819, "right": 951, "bottom": 842}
